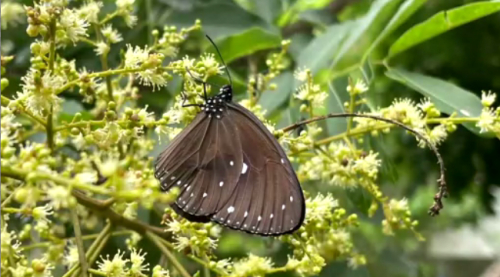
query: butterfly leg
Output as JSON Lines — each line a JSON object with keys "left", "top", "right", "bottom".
{"left": 185, "top": 67, "right": 209, "bottom": 101}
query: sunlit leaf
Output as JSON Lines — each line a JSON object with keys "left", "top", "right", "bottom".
{"left": 387, "top": 0, "right": 500, "bottom": 58}
{"left": 385, "top": 68, "right": 483, "bottom": 134}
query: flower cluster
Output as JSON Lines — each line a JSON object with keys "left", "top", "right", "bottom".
{"left": 477, "top": 91, "right": 500, "bottom": 134}
{"left": 280, "top": 194, "right": 365, "bottom": 276}
{"left": 162, "top": 208, "right": 221, "bottom": 256}
{"left": 1, "top": 1, "right": 24, "bottom": 30}
{"left": 298, "top": 143, "right": 381, "bottom": 188}
{"left": 97, "top": 248, "right": 150, "bottom": 277}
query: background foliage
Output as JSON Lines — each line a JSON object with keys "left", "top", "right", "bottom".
{"left": 1, "top": 0, "right": 500, "bottom": 276}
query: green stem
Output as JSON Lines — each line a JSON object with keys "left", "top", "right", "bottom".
{"left": 0, "top": 207, "right": 22, "bottom": 213}
{"left": 47, "top": 105, "right": 54, "bottom": 151}
{"left": 100, "top": 53, "right": 114, "bottom": 102}
{"left": 1, "top": 166, "right": 109, "bottom": 195}
{"left": 145, "top": 232, "right": 192, "bottom": 277}
{"left": 99, "top": 11, "right": 120, "bottom": 25}
{"left": 21, "top": 230, "right": 131, "bottom": 251}
{"left": 1, "top": 95, "right": 47, "bottom": 126}
{"left": 87, "top": 269, "right": 107, "bottom": 276}
{"left": 63, "top": 223, "right": 111, "bottom": 277}
{"left": 79, "top": 37, "right": 98, "bottom": 47}
{"left": 48, "top": 18, "right": 56, "bottom": 71}
{"left": 55, "top": 68, "right": 148, "bottom": 95}
{"left": 1, "top": 184, "right": 24, "bottom": 208}
{"left": 70, "top": 209, "right": 89, "bottom": 277}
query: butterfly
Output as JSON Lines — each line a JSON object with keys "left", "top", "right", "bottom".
{"left": 154, "top": 35, "right": 305, "bottom": 236}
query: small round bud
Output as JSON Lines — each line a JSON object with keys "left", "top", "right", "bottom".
{"left": 15, "top": 188, "right": 29, "bottom": 203}
{"left": 30, "top": 43, "right": 41, "bottom": 54}
{"left": 151, "top": 29, "right": 159, "bottom": 36}
{"left": 26, "top": 172, "right": 38, "bottom": 182}
{"left": 269, "top": 83, "right": 277, "bottom": 90}
{"left": 108, "top": 101, "right": 116, "bottom": 110}
{"left": 32, "top": 259, "right": 46, "bottom": 273}
{"left": 125, "top": 108, "right": 133, "bottom": 117}
{"left": 105, "top": 110, "right": 116, "bottom": 121}
{"left": 84, "top": 135, "right": 94, "bottom": 143}
{"left": 26, "top": 25, "right": 40, "bottom": 37}
{"left": 1, "top": 78, "right": 9, "bottom": 91}
{"left": 71, "top": 128, "right": 80, "bottom": 136}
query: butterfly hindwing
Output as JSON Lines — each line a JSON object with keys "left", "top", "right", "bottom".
{"left": 212, "top": 103, "right": 305, "bottom": 236}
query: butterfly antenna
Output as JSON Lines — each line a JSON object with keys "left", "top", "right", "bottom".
{"left": 206, "top": 34, "right": 232, "bottom": 86}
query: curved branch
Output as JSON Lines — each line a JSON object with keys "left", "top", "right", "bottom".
{"left": 281, "top": 113, "right": 448, "bottom": 216}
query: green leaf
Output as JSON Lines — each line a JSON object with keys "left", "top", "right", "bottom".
{"left": 365, "top": 0, "right": 428, "bottom": 58}
{"left": 326, "top": 77, "right": 349, "bottom": 135}
{"left": 277, "top": 0, "right": 332, "bottom": 26}
{"left": 387, "top": 1, "right": 500, "bottom": 58}
{"left": 330, "top": 0, "right": 404, "bottom": 71}
{"left": 251, "top": 0, "right": 281, "bottom": 23}
{"left": 58, "top": 99, "right": 92, "bottom": 124}
{"left": 165, "top": 2, "right": 274, "bottom": 39}
{"left": 258, "top": 72, "right": 294, "bottom": 115}
{"left": 385, "top": 68, "right": 483, "bottom": 134}
{"left": 212, "top": 27, "right": 282, "bottom": 64}
{"left": 297, "top": 22, "right": 354, "bottom": 75}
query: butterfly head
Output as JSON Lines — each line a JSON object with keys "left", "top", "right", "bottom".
{"left": 218, "top": 84, "right": 233, "bottom": 101}
{"left": 200, "top": 85, "right": 232, "bottom": 118}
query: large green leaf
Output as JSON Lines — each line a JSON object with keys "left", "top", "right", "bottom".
{"left": 297, "top": 22, "right": 354, "bottom": 75}
{"left": 365, "top": 0, "right": 428, "bottom": 58}
{"left": 330, "top": 0, "right": 404, "bottom": 71}
{"left": 165, "top": 2, "right": 274, "bottom": 39}
{"left": 212, "top": 27, "right": 282, "bottom": 64}
{"left": 385, "top": 68, "right": 483, "bottom": 134}
{"left": 387, "top": 0, "right": 500, "bottom": 58}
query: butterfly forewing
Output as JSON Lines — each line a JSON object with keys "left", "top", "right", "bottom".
{"left": 212, "top": 103, "right": 305, "bottom": 235}
{"left": 175, "top": 110, "right": 244, "bottom": 216}
{"left": 155, "top": 113, "right": 210, "bottom": 191}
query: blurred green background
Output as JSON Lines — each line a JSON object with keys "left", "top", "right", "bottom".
{"left": 2, "top": 0, "right": 500, "bottom": 276}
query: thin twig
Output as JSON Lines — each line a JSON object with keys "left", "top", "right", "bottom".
{"left": 145, "top": 231, "right": 191, "bottom": 277}
{"left": 63, "top": 223, "right": 111, "bottom": 277}
{"left": 70, "top": 209, "right": 89, "bottom": 277}
{"left": 281, "top": 113, "right": 448, "bottom": 215}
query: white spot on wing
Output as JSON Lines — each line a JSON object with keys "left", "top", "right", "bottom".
{"left": 171, "top": 176, "right": 176, "bottom": 180}
{"left": 190, "top": 193, "right": 194, "bottom": 197}
{"left": 282, "top": 204, "right": 286, "bottom": 210}
{"left": 203, "top": 192, "right": 207, "bottom": 198}
{"left": 230, "top": 161, "right": 234, "bottom": 166}
{"left": 281, "top": 158, "right": 284, "bottom": 164}
{"left": 241, "top": 163, "right": 248, "bottom": 174}
{"left": 219, "top": 181, "right": 224, "bottom": 187}
{"left": 257, "top": 216, "right": 262, "bottom": 221}
{"left": 227, "top": 206, "right": 235, "bottom": 213}
{"left": 186, "top": 186, "right": 191, "bottom": 191}
{"left": 177, "top": 180, "right": 181, "bottom": 185}
{"left": 270, "top": 214, "right": 274, "bottom": 219}
{"left": 290, "top": 196, "right": 293, "bottom": 202}
{"left": 244, "top": 211, "right": 248, "bottom": 217}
